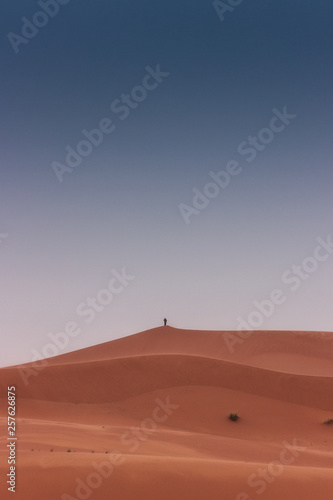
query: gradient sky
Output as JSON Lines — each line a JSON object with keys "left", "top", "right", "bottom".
{"left": 1, "top": 0, "right": 333, "bottom": 366}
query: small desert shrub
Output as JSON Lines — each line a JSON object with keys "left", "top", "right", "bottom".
{"left": 324, "top": 418, "right": 333, "bottom": 425}
{"left": 67, "top": 449, "right": 71, "bottom": 452}
{"left": 50, "top": 449, "right": 54, "bottom": 452}
{"left": 229, "top": 413, "right": 239, "bottom": 422}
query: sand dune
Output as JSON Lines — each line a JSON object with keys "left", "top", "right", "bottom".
{"left": 0, "top": 327, "right": 332, "bottom": 499}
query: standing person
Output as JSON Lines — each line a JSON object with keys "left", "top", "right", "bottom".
{"left": 163, "top": 318, "right": 167, "bottom": 326}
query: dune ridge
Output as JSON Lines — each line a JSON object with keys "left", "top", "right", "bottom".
{"left": 0, "top": 327, "right": 332, "bottom": 499}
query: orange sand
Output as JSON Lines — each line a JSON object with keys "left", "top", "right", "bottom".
{"left": 0, "top": 327, "right": 332, "bottom": 499}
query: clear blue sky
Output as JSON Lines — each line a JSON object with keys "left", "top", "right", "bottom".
{"left": 1, "top": 0, "right": 333, "bottom": 366}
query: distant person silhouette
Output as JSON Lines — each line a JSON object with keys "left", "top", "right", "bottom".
{"left": 163, "top": 318, "right": 167, "bottom": 326}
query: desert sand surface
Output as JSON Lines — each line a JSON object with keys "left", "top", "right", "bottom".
{"left": 0, "top": 327, "right": 332, "bottom": 499}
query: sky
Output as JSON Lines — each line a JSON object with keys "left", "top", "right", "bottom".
{"left": 1, "top": 0, "right": 333, "bottom": 367}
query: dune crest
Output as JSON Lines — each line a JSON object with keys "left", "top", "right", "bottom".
{"left": 1, "top": 327, "right": 332, "bottom": 499}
